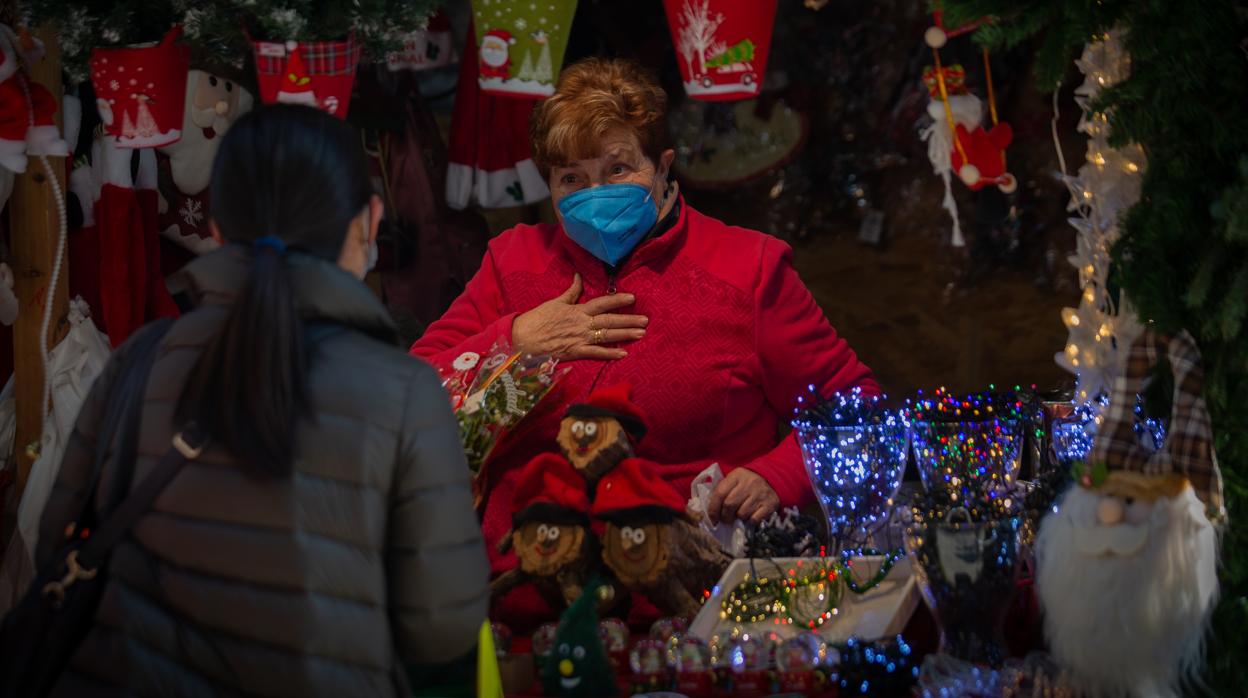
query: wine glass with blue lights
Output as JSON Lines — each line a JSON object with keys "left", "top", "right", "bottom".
{"left": 793, "top": 387, "right": 909, "bottom": 555}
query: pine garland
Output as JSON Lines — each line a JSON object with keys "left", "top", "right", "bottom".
{"left": 20, "top": 0, "right": 439, "bottom": 81}
{"left": 937, "top": 0, "right": 1248, "bottom": 692}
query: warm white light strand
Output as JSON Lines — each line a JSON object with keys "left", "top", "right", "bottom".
{"left": 1054, "top": 29, "right": 1144, "bottom": 407}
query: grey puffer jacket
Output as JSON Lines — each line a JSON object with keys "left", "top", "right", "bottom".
{"left": 35, "top": 247, "right": 489, "bottom": 697}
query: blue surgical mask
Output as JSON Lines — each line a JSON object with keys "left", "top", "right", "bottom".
{"left": 557, "top": 182, "right": 659, "bottom": 266}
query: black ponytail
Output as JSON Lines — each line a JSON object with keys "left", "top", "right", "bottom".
{"left": 177, "top": 105, "right": 373, "bottom": 475}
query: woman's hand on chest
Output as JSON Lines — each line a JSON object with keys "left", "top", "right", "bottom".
{"left": 512, "top": 274, "right": 649, "bottom": 360}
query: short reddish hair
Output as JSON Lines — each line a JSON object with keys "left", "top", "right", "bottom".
{"left": 530, "top": 58, "right": 668, "bottom": 177}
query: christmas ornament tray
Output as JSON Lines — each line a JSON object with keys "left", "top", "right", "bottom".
{"left": 689, "top": 555, "right": 919, "bottom": 644}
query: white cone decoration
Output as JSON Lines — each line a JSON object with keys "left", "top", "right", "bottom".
{"left": 1054, "top": 29, "right": 1146, "bottom": 407}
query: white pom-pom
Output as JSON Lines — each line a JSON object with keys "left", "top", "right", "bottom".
{"left": 998, "top": 173, "right": 1018, "bottom": 193}
{"left": 285, "top": 40, "right": 298, "bottom": 52}
{"left": 959, "top": 163, "right": 981, "bottom": 186}
{"left": 924, "top": 26, "right": 947, "bottom": 49}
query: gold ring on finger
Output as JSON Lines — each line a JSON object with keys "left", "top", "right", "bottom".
{"left": 593, "top": 328, "right": 605, "bottom": 344}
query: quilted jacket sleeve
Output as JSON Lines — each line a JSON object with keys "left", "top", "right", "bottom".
{"left": 388, "top": 361, "right": 490, "bottom": 665}
{"left": 409, "top": 243, "right": 518, "bottom": 370}
{"left": 740, "top": 237, "right": 881, "bottom": 507}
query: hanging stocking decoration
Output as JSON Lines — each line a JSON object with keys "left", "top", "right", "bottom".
{"left": 446, "top": 20, "right": 548, "bottom": 210}
{"left": 470, "top": 0, "right": 578, "bottom": 98}
{"left": 250, "top": 35, "right": 361, "bottom": 119}
{"left": 663, "top": 0, "right": 778, "bottom": 102}
{"left": 89, "top": 26, "right": 190, "bottom": 149}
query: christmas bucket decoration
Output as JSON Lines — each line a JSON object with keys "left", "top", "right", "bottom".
{"left": 793, "top": 388, "right": 908, "bottom": 553}
{"left": 89, "top": 26, "right": 190, "bottom": 149}
{"left": 385, "top": 9, "right": 455, "bottom": 73}
{"left": 470, "top": 0, "right": 578, "bottom": 98}
{"left": 663, "top": 0, "right": 778, "bottom": 101}
{"left": 250, "top": 35, "right": 361, "bottom": 119}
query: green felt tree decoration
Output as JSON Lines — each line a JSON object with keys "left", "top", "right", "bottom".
{"left": 541, "top": 577, "right": 618, "bottom": 698}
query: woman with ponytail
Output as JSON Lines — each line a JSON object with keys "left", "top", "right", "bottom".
{"left": 34, "top": 105, "right": 489, "bottom": 696}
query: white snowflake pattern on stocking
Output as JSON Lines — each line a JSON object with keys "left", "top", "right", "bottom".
{"left": 179, "top": 198, "right": 204, "bottom": 227}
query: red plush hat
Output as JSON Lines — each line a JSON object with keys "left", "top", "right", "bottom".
{"left": 566, "top": 383, "right": 648, "bottom": 443}
{"left": 591, "top": 458, "right": 686, "bottom": 525}
{"left": 512, "top": 453, "right": 591, "bottom": 526}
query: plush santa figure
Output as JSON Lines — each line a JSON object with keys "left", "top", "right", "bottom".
{"left": 478, "top": 28, "right": 516, "bottom": 80}
{"left": 491, "top": 454, "right": 601, "bottom": 610}
{"left": 276, "top": 44, "right": 320, "bottom": 108}
{"left": 1035, "top": 329, "right": 1224, "bottom": 698}
{"left": 594, "top": 458, "right": 732, "bottom": 618}
{"left": 156, "top": 69, "right": 254, "bottom": 261}
{"left": 922, "top": 64, "right": 1015, "bottom": 194}
{"left": 0, "top": 24, "right": 69, "bottom": 174}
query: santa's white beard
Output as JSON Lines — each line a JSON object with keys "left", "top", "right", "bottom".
{"left": 162, "top": 108, "right": 231, "bottom": 195}
{"left": 1035, "top": 485, "right": 1218, "bottom": 697}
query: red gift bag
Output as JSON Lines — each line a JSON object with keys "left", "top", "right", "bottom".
{"left": 89, "top": 27, "right": 190, "bottom": 148}
{"left": 250, "top": 36, "right": 361, "bottom": 119}
{"left": 662, "top": 0, "right": 777, "bottom": 102}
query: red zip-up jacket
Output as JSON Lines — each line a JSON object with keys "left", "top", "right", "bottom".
{"left": 411, "top": 200, "right": 878, "bottom": 627}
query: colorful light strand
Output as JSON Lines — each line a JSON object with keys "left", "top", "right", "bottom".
{"left": 793, "top": 387, "right": 909, "bottom": 552}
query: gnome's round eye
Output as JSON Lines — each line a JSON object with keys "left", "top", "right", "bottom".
{"left": 547, "top": 526, "right": 561, "bottom": 541}
{"left": 571, "top": 421, "right": 585, "bottom": 437}
{"left": 209, "top": 76, "right": 218, "bottom": 87}
{"left": 225, "top": 81, "right": 234, "bottom": 92}
{"left": 585, "top": 422, "right": 598, "bottom": 437}
{"left": 537, "top": 524, "right": 550, "bottom": 541}
{"left": 573, "top": 646, "right": 586, "bottom": 659}
{"left": 632, "top": 528, "right": 647, "bottom": 545}
{"left": 559, "top": 643, "right": 570, "bottom": 656}
{"left": 621, "top": 526, "right": 634, "bottom": 542}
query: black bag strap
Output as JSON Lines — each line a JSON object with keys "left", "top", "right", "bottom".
{"left": 74, "top": 423, "right": 207, "bottom": 572}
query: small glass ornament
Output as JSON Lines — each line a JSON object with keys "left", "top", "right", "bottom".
{"left": 649, "top": 616, "right": 689, "bottom": 645}
{"left": 725, "top": 636, "right": 771, "bottom": 698}
{"left": 671, "top": 637, "right": 714, "bottom": 698}
{"left": 629, "top": 639, "right": 672, "bottom": 693}
{"left": 531, "top": 622, "right": 559, "bottom": 658}
{"left": 489, "top": 621, "right": 512, "bottom": 658}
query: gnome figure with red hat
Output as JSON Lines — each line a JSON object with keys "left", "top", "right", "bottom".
{"left": 594, "top": 459, "right": 732, "bottom": 618}
{"left": 491, "top": 454, "right": 601, "bottom": 611}
{"left": 557, "top": 383, "right": 648, "bottom": 487}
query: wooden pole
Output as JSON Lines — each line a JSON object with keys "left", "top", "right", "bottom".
{"left": 9, "top": 25, "right": 69, "bottom": 500}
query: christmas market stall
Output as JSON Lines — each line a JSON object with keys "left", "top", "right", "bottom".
{"left": 0, "top": 0, "right": 1245, "bottom": 696}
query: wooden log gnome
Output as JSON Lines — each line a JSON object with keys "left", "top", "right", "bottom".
{"left": 593, "top": 458, "right": 732, "bottom": 618}
{"left": 557, "top": 383, "right": 648, "bottom": 486}
{"left": 492, "top": 454, "right": 598, "bottom": 610}
{"left": 1035, "top": 329, "right": 1224, "bottom": 698}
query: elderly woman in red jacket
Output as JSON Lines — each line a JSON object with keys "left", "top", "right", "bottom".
{"left": 412, "top": 57, "right": 878, "bottom": 625}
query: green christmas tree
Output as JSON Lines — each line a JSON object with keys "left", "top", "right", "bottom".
{"left": 20, "top": 0, "right": 439, "bottom": 82}
{"left": 541, "top": 578, "right": 617, "bottom": 698}
{"left": 938, "top": 1, "right": 1248, "bottom": 693}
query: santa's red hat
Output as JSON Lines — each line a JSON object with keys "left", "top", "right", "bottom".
{"left": 566, "top": 383, "right": 648, "bottom": 443}
{"left": 512, "top": 453, "right": 591, "bottom": 526}
{"left": 281, "top": 43, "right": 314, "bottom": 96}
{"left": 591, "top": 458, "right": 685, "bottom": 525}
{"left": 483, "top": 28, "right": 516, "bottom": 45}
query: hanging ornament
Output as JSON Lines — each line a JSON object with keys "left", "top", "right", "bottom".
{"left": 88, "top": 26, "right": 190, "bottom": 149}
{"left": 1053, "top": 29, "right": 1146, "bottom": 408}
{"left": 249, "top": 36, "right": 361, "bottom": 119}
{"left": 470, "top": 0, "right": 578, "bottom": 98}
{"left": 918, "top": 10, "right": 1015, "bottom": 247}
{"left": 385, "top": 9, "right": 456, "bottom": 73}
{"left": 663, "top": 0, "right": 778, "bottom": 102}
